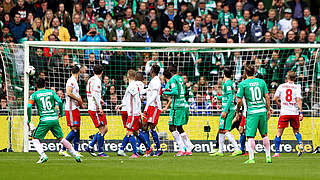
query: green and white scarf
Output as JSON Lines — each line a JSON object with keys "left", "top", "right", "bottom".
{"left": 304, "top": 15, "right": 311, "bottom": 26}
{"left": 191, "top": 52, "right": 200, "bottom": 77}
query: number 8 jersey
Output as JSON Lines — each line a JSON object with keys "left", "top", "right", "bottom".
{"left": 237, "top": 78, "right": 269, "bottom": 116}
{"left": 274, "top": 82, "right": 302, "bottom": 115}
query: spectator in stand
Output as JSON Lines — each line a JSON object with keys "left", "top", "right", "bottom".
{"left": 174, "top": 1, "right": 188, "bottom": 32}
{"left": 235, "top": 24, "right": 253, "bottom": 43}
{"left": 35, "top": 1, "right": 48, "bottom": 19}
{"left": 247, "top": 10, "right": 266, "bottom": 42}
{"left": 194, "top": 0, "right": 212, "bottom": 19}
{"left": 290, "top": 19, "right": 300, "bottom": 36}
{"left": 68, "top": 13, "right": 88, "bottom": 41}
{"left": 32, "top": 17, "right": 44, "bottom": 41}
{"left": 148, "top": 19, "right": 162, "bottom": 41}
{"left": 113, "top": 0, "right": 127, "bottom": 19}
{"left": 132, "top": 23, "right": 151, "bottom": 42}
{"left": 218, "top": 3, "right": 234, "bottom": 28}
{"left": 80, "top": 24, "right": 107, "bottom": 59}
{"left": 230, "top": 18, "right": 239, "bottom": 36}
{"left": 10, "top": 0, "right": 31, "bottom": 22}
{"left": 256, "top": 1, "right": 268, "bottom": 22}
{"left": 216, "top": 25, "right": 232, "bottom": 43}
{"left": 259, "top": 31, "right": 276, "bottom": 43}
{"left": 156, "top": 26, "right": 175, "bottom": 42}
{"left": 106, "top": 94, "right": 118, "bottom": 113}
{"left": 292, "top": 56, "right": 308, "bottom": 90}
{"left": 9, "top": 13, "right": 29, "bottom": 42}
{"left": 73, "top": 3, "right": 84, "bottom": 21}
{"left": 308, "top": 32, "right": 317, "bottom": 44}
{"left": 297, "top": 30, "right": 307, "bottom": 43}
{"left": 176, "top": 22, "right": 195, "bottom": 43}
{"left": 123, "top": 8, "right": 136, "bottom": 30}
{"left": 43, "top": 17, "right": 70, "bottom": 42}
{"left": 0, "top": 25, "right": 11, "bottom": 43}
{"left": 43, "top": 9, "right": 53, "bottom": 31}
{"left": 167, "top": 20, "right": 178, "bottom": 38}
{"left": 109, "top": 17, "right": 130, "bottom": 42}
{"left": 277, "top": 30, "right": 285, "bottom": 43}
{"left": 19, "top": 27, "right": 38, "bottom": 43}
{"left": 145, "top": 52, "right": 164, "bottom": 75}
{"left": 307, "top": 16, "right": 318, "bottom": 34}
{"left": 84, "top": 3, "right": 95, "bottom": 25}
{"left": 162, "top": 2, "right": 176, "bottom": 29}
{"left": 30, "top": 47, "right": 48, "bottom": 76}
{"left": 43, "top": 34, "right": 57, "bottom": 57}
{"left": 241, "top": 10, "right": 251, "bottom": 26}
{"left": 279, "top": 8, "right": 293, "bottom": 37}
{"left": 234, "top": 2, "right": 244, "bottom": 24}
{"left": 303, "top": 8, "right": 311, "bottom": 28}
{"left": 266, "top": 9, "right": 278, "bottom": 31}
{"left": 185, "top": 11, "right": 194, "bottom": 27}
{"left": 96, "top": 17, "right": 108, "bottom": 38}
{"left": 25, "top": 12, "right": 34, "bottom": 26}
{"left": 104, "top": 12, "right": 115, "bottom": 33}
{"left": 3, "top": 0, "right": 14, "bottom": 14}
{"left": 272, "top": 0, "right": 286, "bottom": 21}
{"left": 191, "top": 16, "right": 202, "bottom": 36}
{"left": 128, "top": 20, "right": 138, "bottom": 39}
{"left": 94, "top": 0, "right": 111, "bottom": 19}
{"left": 143, "top": 8, "right": 158, "bottom": 29}
{"left": 194, "top": 26, "right": 210, "bottom": 43}
{"left": 55, "top": 3, "right": 71, "bottom": 28}
{"left": 189, "top": 93, "right": 211, "bottom": 115}
{"left": 285, "top": 30, "right": 297, "bottom": 43}
{"left": 136, "top": 2, "right": 148, "bottom": 25}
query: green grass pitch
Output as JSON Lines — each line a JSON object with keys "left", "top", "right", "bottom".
{"left": 0, "top": 152, "right": 320, "bottom": 180}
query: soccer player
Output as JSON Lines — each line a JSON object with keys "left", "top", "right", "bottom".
{"left": 85, "top": 65, "right": 108, "bottom": 157}
{"left": 211, "top": 68, "right": 242, "bottom": 157}
{"left": 235, "top": 64, "right": 272, "bottom": 164}
{"left": 27, "top": 78, "right": 81, "bottom": 163}
{"left": 116, "top": 70, "right": 152, "bottom": 157}
{"left": 273, "top": 71, "right": 304, "bottom": 157}
{"left": 59, "top": 66, "right": 83, "bottom": 157}
{"left": 162, "top": 66, "right": 194, "bottom": 156}
{"left": 142, "top": 65, "right": 163, "bottom": 156}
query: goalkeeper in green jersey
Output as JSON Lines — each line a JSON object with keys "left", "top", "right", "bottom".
{"left": 27, "top": 78, "right": 81, "bottom": 164}
{"left": 162, "top": 66, "right": 194, "bottom": 157}
{"left": 235, "top": 65, "right": 272, "bottom": 164}
{"left": 211, "top": 67, "right": 242, "bottom": 157}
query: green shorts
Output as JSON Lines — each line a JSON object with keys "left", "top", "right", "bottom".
{"left": 32, "top": 120, "right": 64, "bottom": 140}
{"left": 169, "top": 108, "right": 188, "bottom": 126}
{"left": 246, "top": 112, "right": 268, "bottom": 137}
{"left": 219, "top": 110, "right": 235, "bottom": 130}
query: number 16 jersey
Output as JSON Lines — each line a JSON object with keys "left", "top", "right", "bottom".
{"left": 274, "top": 82, "right": 301, "bottom": 116}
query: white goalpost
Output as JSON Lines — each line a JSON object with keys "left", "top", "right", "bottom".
{"left": 1, "top": 42, "right": 319, "bottom": 153}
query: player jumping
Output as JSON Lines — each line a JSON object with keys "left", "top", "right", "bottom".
{"left": 163, "top": 66, "right": 194, "bottom": 156}
{"left": 59, "top": 66, "right": 83, "bottom": 157}
{"left": 211, "top": 67, "right": 242, "bottom": 157}
{"left": 273, "top": 71, "right": 304, "bottom": 157}
{"left": 142, "top": 65, "right": 163, "bottom": 156}
{"left": 85, "top": 65, "right": 108, "bottom": 157}
{"left": 235, "top": 65, "right": 272, "bottom": 164}
{"left": 116, "top": 70, "right": 153, "bottom": 158}
{"left": 27, "top": 78, "right": 81, "bottom": 163}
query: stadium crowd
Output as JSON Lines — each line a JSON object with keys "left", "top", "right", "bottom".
{"left": 0, "top": 0, "right": 320, "bottom": 114}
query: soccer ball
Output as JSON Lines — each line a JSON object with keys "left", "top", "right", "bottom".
{"left": 26, "top": 66, "right": 36, "bottom": 76}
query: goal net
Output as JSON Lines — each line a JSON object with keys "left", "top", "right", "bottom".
{"left": 1, "top": 42, "right": 320, "bottom": 153}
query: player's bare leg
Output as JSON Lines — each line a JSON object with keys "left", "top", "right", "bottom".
{"left": 293, "top": 128, "right": 304, "bottom": 156}
{"left": 58, "top": 137, "right": 81, "bottom": 162}
{"left": 273, "top": 128, "right": 284, "bottom": 157}
{"left": 169, "top": 125, "right": 186, "bottom": 156}
{"left": 32, "top": 138, "right": 48, "bottom": 164}
{"left": 60, "top": 126, "right": 81, "bottom": 157}
{"left": 261, "top": 134, "right": 272, "bottom": 163}
{"left": 177, "top": 126, "right": 194, "bottom": 156}
{"left": 244, "top": 137, "right": 256, "bottom": 164}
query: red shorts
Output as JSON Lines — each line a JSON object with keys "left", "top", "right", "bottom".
{"left": 88, "top": 110, "right": 107, "bottom": 128}
{"left": 240, "top": 116, "right": 246, "bottom": 128}
{"left": 126, "top": 116, "right": 140, "bottom": 132}
{"left": 65, "top": 109, "right": 81, "bottom": 127}
{"left": 121, "top": 111, "right": 128, "bottom": 128}
{"left": 278, "top": 115, "right": 300, "bottom": 129}
{"left": 143, "top": 106, "right": 161, "bottom": 126}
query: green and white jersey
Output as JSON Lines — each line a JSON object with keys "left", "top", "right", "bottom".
{"left": 30, "top": 89, "right": 62, "bottom": 121}
{"left": 163, "top": 75, "right": 188, "bottom": 109}
{"left": 236, "top": 78, "right": 269, "bottom": 115}
{"left": 221, "top": 79, "right": 235, "bottom": 112}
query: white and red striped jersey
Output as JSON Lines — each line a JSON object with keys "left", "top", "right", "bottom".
{"left": 86, "top": 76, "right": 102, "bottom": 111}
{"left": 144, "top": 76, "right": 162, "bottom": 111}
{"left": 65, "top": 76, "right": 80, "bottom": 111}
{"left": 125, "top": 81, "right": 142, "bottom": 116}
{"left": 274, "top": 82, "right": 302, "bottom": 115}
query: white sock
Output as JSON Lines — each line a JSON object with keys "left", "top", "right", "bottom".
{"left": 263, "top": 136, "right": 271, "bottom": 157}
{"left": 248, "top": 138, "right": 255, "bottom": 160}
{"left": 218, "top": 133, "right": 225, "bottom": 153}
{"left": 180, "top": 132, "right": 193, "bottom": 152}
{"left": 32, "top": 139, "right": 46, "bottom": 157}
{"left": 60, "top": 138, "right": 78, "bottom": 157}
{"left": 225, "top": 132, "right": 240, "bottom": 151}
{"left": 172, "top": 131, "right": 186, "bottom": 152}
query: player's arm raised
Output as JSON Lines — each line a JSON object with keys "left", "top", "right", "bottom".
{"left": 66, "top": 86, "right": 82, "bottom": 106}
{"left": 53, "top": 92, "right": 64, "bottom": 118}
